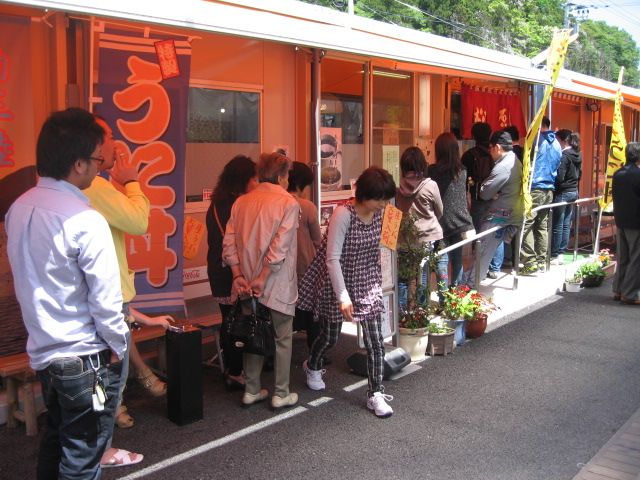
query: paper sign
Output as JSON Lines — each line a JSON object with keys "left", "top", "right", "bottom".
{"left": 382, "top": 145, "right": 400, "bottom": 187}
{"left": 183, "top": 215, "right": 205, "bottom": 260}
{"left": 380, "top": 204, "right": 402, "bottom": 250}
{"left": 383, "top": 123, "right": 399, "bottom": 145}
{"left": 154, "top": 39, "right": 181, "bottom": 79}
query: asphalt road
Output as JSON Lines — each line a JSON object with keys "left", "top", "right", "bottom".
{"left": 1, "top": 277, "right": 639, "bottom": 480}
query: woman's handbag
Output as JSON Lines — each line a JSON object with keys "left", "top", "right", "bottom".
{"left": 221, "top": 297, "right": 276, "bottom": 356}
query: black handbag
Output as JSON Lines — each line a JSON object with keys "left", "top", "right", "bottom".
{"left": 221, "top": 297, "right": 276, "bottom": 356}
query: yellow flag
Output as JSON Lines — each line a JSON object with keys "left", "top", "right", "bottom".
{"left": 600, "top": 68, "right": 627, "bottom": 208}
{"left": 521, "top": 29, "right": 571, "bottom": 215}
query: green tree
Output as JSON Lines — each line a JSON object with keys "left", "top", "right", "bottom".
{"left": 565, "top": 20, "right": 639, "bottom": 88}
{"left": 296, "top": 0, "right": 640, "bottom": 87}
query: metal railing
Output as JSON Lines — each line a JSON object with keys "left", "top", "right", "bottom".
{"left": 422, "top": 195, "right": 606, "bottom": 292}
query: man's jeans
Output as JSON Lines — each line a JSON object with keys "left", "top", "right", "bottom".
{"left": 551, "top": 190, "right": 578, "bottom": 258}
{"left": 36, "top": 349, "right": 123, "bottom": 480}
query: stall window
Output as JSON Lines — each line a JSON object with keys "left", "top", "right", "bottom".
{"left": 371, "top": 68, "right": 414, "bottom": 183}
{"left": 321, "top": 58, "right": 365, "bottom": 192}
{"left": 185, "top": 86, "right": 261, "bottom": 202}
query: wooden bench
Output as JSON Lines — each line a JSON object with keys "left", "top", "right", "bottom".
{"left": 0, "top": 313, "right": 223, "bottom": 436}
{"left": 0, "top": 353, "right": 41, "bottom": 436}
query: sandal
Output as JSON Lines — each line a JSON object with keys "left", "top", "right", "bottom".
{"left": 101, "top": 448, "right": 144, "bottom": 468}
{"left": 115, "top": 405, "right": 134, "bottom": 429}
{"left": 135, "top": 367, "right": 167, "bottom": 397}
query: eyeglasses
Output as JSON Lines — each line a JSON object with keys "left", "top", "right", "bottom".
{"left": 89, "top": 156, "right": 105, "bottom": 166}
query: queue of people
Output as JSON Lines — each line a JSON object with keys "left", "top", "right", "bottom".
{"left": 5, "top": 107, "right": 637, "bottom": 478}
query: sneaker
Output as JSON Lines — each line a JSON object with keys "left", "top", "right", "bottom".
{"left": 303, "top": 360, "right": 326, "bottom": 391}
{"left": 271, "top": 393, "right": 299, "bottom": 410}
{"left": 537, "top": 263, "right": 547, "bottom": 273}
{"left": 550, "top": 257, "right": 564, "bottom": 266}
{"left": 486, "top": 271, "right": 499, "bottom": 279}
{"left": 242, "top": 389, "right": 269, "bottom": 409}
{"left": 518, "top": 264, "right": 538, "bottom": 276}
{"left": 367, "top": 392, "right": 394, "bottom": 417}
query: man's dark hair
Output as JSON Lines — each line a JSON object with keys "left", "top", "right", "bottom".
{"left": 471, "top": 122, "right": 492, "bottom": 143}
{"left": 355, "top": 166, "right": 396, "bottom": 203}
{"left": 541, "top": 116, "right": 551, "bottom": 129}
{"left": 504, "top": 126, "right": 520, "bottom": 141}
{"left": 36, "top": 108, "right": 105, "bottom": 180}
{"left": 287, "top": 161, "right": 314, "bottom": 193}
{"left": 625, "top": 142, "right": 640, "bottom": 164}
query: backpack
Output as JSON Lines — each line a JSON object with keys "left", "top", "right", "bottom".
{"left": 469, "top": 145, "right": 494, "bottom": 200}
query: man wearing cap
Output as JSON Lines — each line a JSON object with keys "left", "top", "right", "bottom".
{"left": 520, "top": 116, "right": 561, "bottom": 274}
{"left": 462, "top": 130, "right": 524, "bottom": 288}
{"left": 5, "top": 108, "right": 129, "bottom": 478}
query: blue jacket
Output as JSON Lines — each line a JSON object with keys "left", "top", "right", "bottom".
{"left": 531, "top": 130, "right": 562, "bottom": 190}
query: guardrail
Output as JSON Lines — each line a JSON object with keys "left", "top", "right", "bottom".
{"left": 422, "top": 195, "right": 606, "bottom": 292}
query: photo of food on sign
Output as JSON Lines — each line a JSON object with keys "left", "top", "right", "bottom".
{"left": 320, "top": 128, "right": 342, "bottom": 191}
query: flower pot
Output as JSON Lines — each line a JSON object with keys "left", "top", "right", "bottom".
{"left": 466, "top": 313, "right": 488, "bottom": 339}
{"left": 443, "top": 319, "right": 466, "bottom": 346}
{"left": 603, "top": 262, "right": 616, "bottom": 279}
{"left": 565, "top": 282, "right": 581, "bottom": 292}
{"left": 427, "top": 331, "right": 454, "bottom": 356}
{"left": 398, "top": 327, "right": 429, "bottom": 362}
{"left": 581, "top": 275, "right": 604, "bottom": 288}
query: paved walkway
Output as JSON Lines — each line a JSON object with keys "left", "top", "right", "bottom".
{"left": 463, "top": 254, "right": 640, "bottom": 480}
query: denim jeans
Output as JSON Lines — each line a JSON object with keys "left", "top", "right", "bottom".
{"left": 551, "top": 190, "right": 578, "bottom": 258}
{"left": 37, "top": 350, "right": 123, "bottom": 480}
{"left": 398, "top": 241, "right": 432, "bottom": 308}
{"left": 488, "top": 242, "right": 504, "bottom": 273}
{"left": 435, "top": 234, "right": 464, "bottom": 304}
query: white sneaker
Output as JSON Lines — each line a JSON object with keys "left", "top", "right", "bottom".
{"left": 303, "top": 360, "right": 326, "bottom": 391}
{"left": 367, "top": 392, "right": 393, "bottom": 417}
{"left": 550, "top": 257, "right": 564, "bottom": 265}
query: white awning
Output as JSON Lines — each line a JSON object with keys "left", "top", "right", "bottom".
{"left": 4, "top": 0, "right": 550, "bottom": 84}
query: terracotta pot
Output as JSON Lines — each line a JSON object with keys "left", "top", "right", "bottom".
{"left": 466, "top": 313, "right": 487, "bottom": 339}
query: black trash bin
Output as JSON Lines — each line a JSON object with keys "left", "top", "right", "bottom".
{"left": 166, "top": 325, "right": 203, "bottom": 425}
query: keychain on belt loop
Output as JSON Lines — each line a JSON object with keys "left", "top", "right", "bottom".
{"left": 88, "top": 354, "right": 107, "bottom": 412}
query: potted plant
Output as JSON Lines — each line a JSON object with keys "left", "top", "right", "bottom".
{"left": 398, "top": 305, "right": 432, "bottom": 361}
{"left": 439, "top": 286, "right": 498, "bottom": 341}
{"left": 397, "top": 213, "right": 438, "bottom": 361}
{"left": 565, "top": 271, "right": 583, "bottom": 292}
{"left": 426, "top": 323, "right": 455, "bottom": 356}
{"left": 577, "top": 259, "right": 606, "bottom": 288}
{"left": 598, "top": 248, "right": 613, "bottom": 267}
